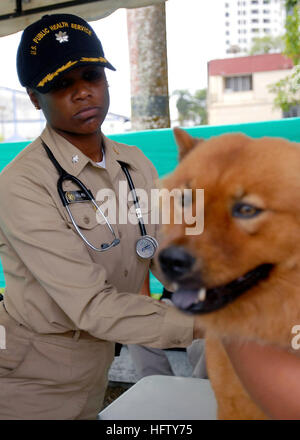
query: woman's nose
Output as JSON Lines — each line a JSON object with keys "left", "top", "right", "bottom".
{"left": 73, "top": 80, "right": 92, "bottom": 100}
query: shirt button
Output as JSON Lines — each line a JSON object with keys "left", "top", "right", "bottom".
{"left": 124, "top": 269, "right": 128, "bottom": 277}
{"left": 83, "top": 216, "right": 90, "bottom": 224}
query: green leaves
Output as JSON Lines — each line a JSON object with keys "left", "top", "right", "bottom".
{"left": 172, "top": 89, "right": 207, "bottom": 126}
{"left": 269, "top": 1, "right": 300, "bottom": 113}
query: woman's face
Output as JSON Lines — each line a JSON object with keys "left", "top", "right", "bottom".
{"left": 28, "top": 65, "right": 110, "bottom": 136}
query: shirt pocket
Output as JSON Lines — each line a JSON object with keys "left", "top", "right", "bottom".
{"left": 0, "top": 333, "right": 32, "bottom": 378}
{"left": 66, "top": 202, "right": 99, "bottom": 230}
{"left": 65, "top": 202, "right": 119, "bottom": 252}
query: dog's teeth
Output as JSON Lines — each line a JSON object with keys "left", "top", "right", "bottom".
{"left": 197, "top": 288, "right": 206, "bottom": 302}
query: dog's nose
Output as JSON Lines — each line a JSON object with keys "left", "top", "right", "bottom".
{"left": 158, "top": 246, "right": 195, "bottom": 280}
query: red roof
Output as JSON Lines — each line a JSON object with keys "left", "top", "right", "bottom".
{"left": 208, "top": 53, "right": 293, "bottom": 76}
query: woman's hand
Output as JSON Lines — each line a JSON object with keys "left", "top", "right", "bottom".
{"left": 223, "top": 339, "right": 300, "bottom": 419}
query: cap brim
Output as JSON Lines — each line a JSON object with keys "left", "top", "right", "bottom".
{"left": 34, "top": 57, "right": 116, "bottom": 93}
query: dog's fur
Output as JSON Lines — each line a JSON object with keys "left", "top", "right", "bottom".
{"left": 159, "top": 128, "right": 300, "bottom": 419}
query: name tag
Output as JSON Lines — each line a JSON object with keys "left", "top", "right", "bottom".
{"left": 64, "top": 190, "right": 91, "bottom": 203}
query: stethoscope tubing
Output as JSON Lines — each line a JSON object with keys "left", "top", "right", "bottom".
{"left": 117, "top": 160, "right": 147, "bottom": 237}
{"left": 41, "top": 140, "right": 156, "bottom": 256}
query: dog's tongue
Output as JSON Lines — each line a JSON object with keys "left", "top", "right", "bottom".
{"left": 172, "top": 288, "right": 203, "bottom": 311}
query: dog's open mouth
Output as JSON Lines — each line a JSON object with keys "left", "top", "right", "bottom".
{"left": 172, "top": 263, "right": 274, "bottom": 314}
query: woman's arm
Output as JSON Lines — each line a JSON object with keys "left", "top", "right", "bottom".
{"left": 223, "top": 340, "right": 300, "bottom": 419}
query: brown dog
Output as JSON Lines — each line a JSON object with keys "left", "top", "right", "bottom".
{"left": 158, "top": 128, "right": 300, "bottom": 419}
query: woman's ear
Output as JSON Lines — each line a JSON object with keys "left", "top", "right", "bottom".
{"left": 26, "top": 88, "right": 41, "bottom": 110}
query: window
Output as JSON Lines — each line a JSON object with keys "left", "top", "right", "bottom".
{"left": 251, "top": 0, "right": 259, "bottom": 3}
{"left": 251, "top": 9, "right": 259, "bottom": 13}
{"left": 263, "top": 0, "right": 270, "bottom": 3}
{"left": 283, "top": 105, "right": 300, "bottom": 118}
{"left": 263, "top": 28, "right": 271, "bottom": 33}
{"left": 251, "top": 28, "right": 259, "bottom": 33}
{"left": 263, "top": 9, "right": 270, "bottom": 13}
{"left": 224, "top": 75, "right": 253, "bottom": 92}
{"left": 263, "top": 18, "right": 270, "bottom": 23}
{"left": 225, "top": 12, "right": 230, "bottom": 16}
{"left": 251, "top": 18, "right": 259, "bottom": 23}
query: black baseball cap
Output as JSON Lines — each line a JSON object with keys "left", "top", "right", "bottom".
{"left": 17, "top": 13, "right": 116, "bottom": 93}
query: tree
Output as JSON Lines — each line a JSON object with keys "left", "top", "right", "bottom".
{"left": 284, "top": 0, "right": 300, "bottom": 64}
{"left": 269, "top": 0, "right": 300, "bottom": 113}
{"left": 248, "top": 35, "right": 285, "bottom": 55}
{"left": 173, "top": 89, "right": 207, "bottom": 126}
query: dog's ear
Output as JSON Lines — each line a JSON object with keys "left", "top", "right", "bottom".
{"left": 173, "top": 127, "right": 203, "bottom": 161}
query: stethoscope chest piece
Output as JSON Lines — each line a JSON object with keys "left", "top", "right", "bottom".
{"left": 136, "top": 235, "right": 158, "bottom": 259}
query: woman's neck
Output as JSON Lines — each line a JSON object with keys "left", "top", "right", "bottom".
{"left": 53, "top": 128, "right": 103, "bottom": 162}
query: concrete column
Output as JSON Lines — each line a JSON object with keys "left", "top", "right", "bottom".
{"left": 127, "top": 3, "right": 170, "bottom": 130}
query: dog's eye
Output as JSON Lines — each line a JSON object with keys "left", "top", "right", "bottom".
{"left": 232, "top": 202, "right": 263, "bottom": 219}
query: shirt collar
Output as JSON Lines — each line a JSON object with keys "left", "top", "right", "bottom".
{"left": 40, "top": 124, "right": 138, "bottom": 179}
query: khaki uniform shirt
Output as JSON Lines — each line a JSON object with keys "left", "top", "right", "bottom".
{"left": 0, "top": 125, "right": 193, "bottom": 349}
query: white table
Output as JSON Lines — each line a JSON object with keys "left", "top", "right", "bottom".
{"left": 99, "top": 375, "right": 217, "bottom": 420}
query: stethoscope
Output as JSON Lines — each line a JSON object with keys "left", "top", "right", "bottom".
{"left": 42, "top": 141, "right": 158, "bottom": 259}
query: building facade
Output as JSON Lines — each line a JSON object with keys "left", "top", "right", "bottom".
{"left": 223, "top": 0, "right": 286, "bottom": 56}
{"left": 207, "top": 53, "right": 293, "bottom": 125}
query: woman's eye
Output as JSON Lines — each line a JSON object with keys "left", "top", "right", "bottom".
{"left": 232, "top": 202, "right": 263, "bottom": 219}
{"left": 52, "top": 78, "right": 71, "bottom": 91}
{"left": 84, "top": 69, "right": 103, "bottom": 81}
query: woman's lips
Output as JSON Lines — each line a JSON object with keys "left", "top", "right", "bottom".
{"left": 73, "top": 106, "right": 101, "bottom": 120}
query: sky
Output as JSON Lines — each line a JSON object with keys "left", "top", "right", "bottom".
{"left": 0, "top": 0, "right": 225, "bottom": 118}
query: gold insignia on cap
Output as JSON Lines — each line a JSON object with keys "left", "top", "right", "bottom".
{"left": 80, "top": 56, "right": 108, "bottom": 64}
{"left": 37, "top": 60, "right": 78, "bottom": 87}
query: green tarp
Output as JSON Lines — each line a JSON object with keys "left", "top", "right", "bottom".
{"left": 1, "top": 117, "right": 300, "bottom": 292}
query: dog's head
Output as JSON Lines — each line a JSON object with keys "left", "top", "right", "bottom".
{"left": 159, "top": 128, "right": 300, "bottom": 329}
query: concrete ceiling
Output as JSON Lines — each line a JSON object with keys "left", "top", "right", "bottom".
{"left": 0, "top": 0, "right": 166, "bottom": 36}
